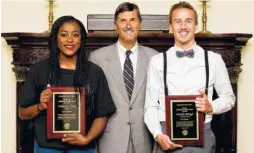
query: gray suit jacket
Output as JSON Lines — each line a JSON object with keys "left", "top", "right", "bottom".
{"left": 89, "top": 43, "right": 158, "bottom": 153}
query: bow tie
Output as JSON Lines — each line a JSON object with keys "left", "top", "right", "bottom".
{"left": 176, "top": 49, "right": 194, "bottom": 58}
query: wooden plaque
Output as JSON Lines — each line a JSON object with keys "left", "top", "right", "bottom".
{"left": 47, "top": 87, "right": 86, "bottom": 139}
{"left": 165, "top": 95, "right": 204, "bottom": 146}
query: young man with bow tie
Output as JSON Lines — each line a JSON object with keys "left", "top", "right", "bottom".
{"left": 144, "top": 1, "right": 235, "bottom": 153}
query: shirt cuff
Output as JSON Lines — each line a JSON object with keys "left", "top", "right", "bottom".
{"left": 210, "top": 100, "right": 217, "bottom": 114}
{"left": 153, "top": 130, "right": 163, "bottom": 141}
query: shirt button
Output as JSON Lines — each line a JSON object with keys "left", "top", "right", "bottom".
{"left": 127, "top": 122, "right": 131, "bottom": 125}
{"left": 129, "top": 107, "right": 133, "bottom": 110}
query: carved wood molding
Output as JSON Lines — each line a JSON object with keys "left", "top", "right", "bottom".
{"left": 1, "top": 32, "right": 252, "bottom": 84}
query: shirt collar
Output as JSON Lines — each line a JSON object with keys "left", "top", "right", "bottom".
{"left": 174, "top": 42, "right": 197, "bottom": 52}
{"left": 117, "top": 40, "right": 138, "bottom": 54}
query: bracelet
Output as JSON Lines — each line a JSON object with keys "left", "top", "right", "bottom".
{"left": 37, "top": 103, "right": 43, "bottom": 112}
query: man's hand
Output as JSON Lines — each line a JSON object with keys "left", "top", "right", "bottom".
{"left": 195, "top": 90, "right": 213, "bottom": 113}
{"left": 62, "top": 133, "right": 91, "bottom": 146}
{"left": 155, "top": 134, "right": 183, "bottom": 150}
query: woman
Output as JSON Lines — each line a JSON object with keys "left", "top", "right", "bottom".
{"left": 18, "top": 15, "right": 116, "bottom": 153}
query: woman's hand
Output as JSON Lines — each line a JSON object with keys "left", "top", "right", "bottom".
{"left": 62, "top": 133, "right": 91, "bottom": 146}
{"left": 39, "top": 88, "right": 52, "bottom": 111}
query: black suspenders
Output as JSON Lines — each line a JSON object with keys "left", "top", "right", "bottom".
{"left": 204, "top": 50, "right": 209, "bottom": 95}
{"left": 163, "top": 51, "right": 169, "bottom": 96}
{"left": 163, "top": 50, "right": 209, "bottom": 98}
{"left": 163, "top": 49, "right": 209, "bottom": 120}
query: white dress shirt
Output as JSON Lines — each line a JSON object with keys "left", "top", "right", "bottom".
{"left": 144, "top": 43, "right": 236, "bottom": 139}
{"left": 117, "top": 40, "right": 138, "bottom": 78}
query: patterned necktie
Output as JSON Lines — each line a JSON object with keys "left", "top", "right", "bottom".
{"left": 176, "top": 49, "right": 194, "bottom": 58}
{"left": 123, "top": 50, "right": 134, "bottom": 101}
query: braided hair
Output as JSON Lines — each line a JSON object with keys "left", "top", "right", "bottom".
{"left": 48, "top": 15, "right": 94, "bottom": 115}
{"left": 49, "top": 15, "right": 89, "bottom": 87}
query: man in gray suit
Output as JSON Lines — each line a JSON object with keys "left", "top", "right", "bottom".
{"left": 89, "top": 2, "right": 158, "bottom": 153}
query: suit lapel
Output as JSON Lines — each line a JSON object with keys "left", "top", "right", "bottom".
{"left": 107, "top": 44, "right": 129, "bottom": 103}
{"left": 130, "top": 45, "right": 149, "bottom": 104}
